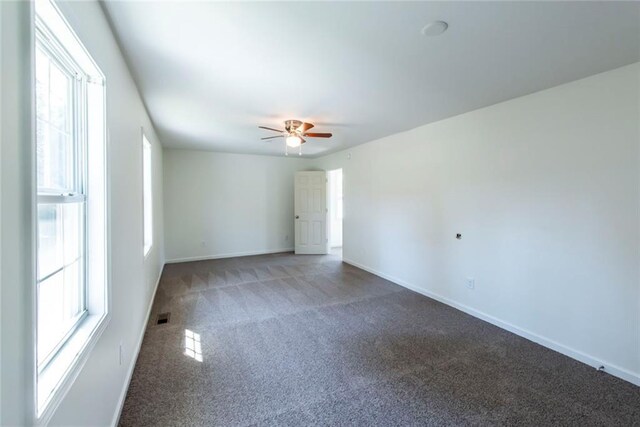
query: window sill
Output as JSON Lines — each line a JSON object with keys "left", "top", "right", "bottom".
{"left": 36, "top": 312, "right": 110, "bottom": 425}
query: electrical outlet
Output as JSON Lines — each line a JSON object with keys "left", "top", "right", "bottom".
{"left": 119, "top": 342, "right": 123, "bottom": 366}
{"left": 466, "top": 278, "right": 475, "bottom": 290}
{"left": 285, "top": 235, "right": 289, "bottom": 241}
{"left": 201, "top": 240, "right": 206, "bottom": 247}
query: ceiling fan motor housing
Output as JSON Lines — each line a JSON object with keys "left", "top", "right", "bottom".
{"left": 284, "top": 119, "right": 303, "bottom": 133}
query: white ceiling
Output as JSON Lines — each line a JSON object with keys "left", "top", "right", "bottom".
{"left": 102, "top": 1, "right": 640, "bottom": 158}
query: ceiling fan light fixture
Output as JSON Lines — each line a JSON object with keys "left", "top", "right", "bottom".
{"left": 286, "top": 135, "right": 302, "bottom": 148}
{"left": 259, "top": 120, "right": 332, "bottom": 156}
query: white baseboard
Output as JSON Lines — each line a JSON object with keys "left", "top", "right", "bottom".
{"left": 343, "top": 257, "right": 640, "bottom": 387}
{"left": 110, "top": 264, "right": 164, "bottom": 427}
{"left": 166, "top": 248, "right": 294, "bottom": 264}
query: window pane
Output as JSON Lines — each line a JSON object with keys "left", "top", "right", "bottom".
{"left": 38, "top": 271, "right": 65, "bottom": 363}
{"left": 49, "top": 61, "right": 72, "bottom": 133}
{"left": 35, "top": 46, "right": 50, "bottom": 122}
{"left": 37, "top": 258, "right": 83, "bottom": 366}
{"left": 35, "top": 47, "right": 75, "bottom": 193}
{"left": 37, "top": 203, "right": 83, "bottom": 281}
{"left": 143, "top": 136, "right": 152, "bottom": 254}
{"left": 37, "top": 122, "right": 74, "bottom": 192}
{"left": 62, "top": 202, "right": 82, "bottom": 265}
{"left": 38, "top": 204, "right": 63, "bottom": 280}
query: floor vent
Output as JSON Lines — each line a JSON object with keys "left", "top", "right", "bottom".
{"left": 157, "top": 312, "right": 171, "bottom": 325}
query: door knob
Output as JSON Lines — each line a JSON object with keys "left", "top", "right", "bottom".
{"left": 295, "top": 215, "right": 299, "bottom": 219}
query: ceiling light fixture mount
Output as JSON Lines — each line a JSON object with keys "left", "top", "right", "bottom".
{"left": 421, "top": 21, "right": 448, "bottom": 37}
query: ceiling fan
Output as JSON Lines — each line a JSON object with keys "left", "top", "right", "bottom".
{"left": 259, "top": 120, "right": 332, "bottom": 155}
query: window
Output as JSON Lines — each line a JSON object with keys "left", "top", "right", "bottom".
{"left": 35, "top": 39, "right": 87, "bottom": 368}
{"left": 143, "top": 133, "right": 152, "bottom": 255}
{"left": 35, "top": 0, "right": 108, "bottom": 419}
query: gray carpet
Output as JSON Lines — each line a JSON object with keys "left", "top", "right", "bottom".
{"left": 119, "top": 252, "right": 640, "bottom": 426}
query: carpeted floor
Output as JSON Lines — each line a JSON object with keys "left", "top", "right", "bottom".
{"left": 119, "top": 252, "right": 639, "bottom": 426}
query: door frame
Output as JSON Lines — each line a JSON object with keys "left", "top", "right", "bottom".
{"left": 327, "top": 168, "right": 343, "bottom": 251}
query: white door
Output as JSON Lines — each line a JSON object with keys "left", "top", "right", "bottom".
{"left": 295, "top": 171, "right": 329, "bottom": 254}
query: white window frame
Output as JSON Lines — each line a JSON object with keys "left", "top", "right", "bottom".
{"left": 34, "top": 0, "right": 109, "bottom": 423}
{"left": 35, "top": 22, "right": 88, "bottom": 371}
{"left": 142, "top": 132, "right": 152, "bottom": 257}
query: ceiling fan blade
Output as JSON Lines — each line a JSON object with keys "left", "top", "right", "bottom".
{"left": 261, "top": 135, "right": 283, "bottom": 140}
{"left": 300, "top": 136, "right": 306, "bottom": 144}
{"left": 303, "top": 132, "right": 332, "bottom": 138}
{"left": 258, "top": 126, "right": 284, "bottom": 133}
{"left": 298, "top": 122, "right": 314, "bottom": 133}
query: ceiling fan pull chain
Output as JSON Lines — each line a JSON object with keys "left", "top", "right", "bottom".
{"left": 298, "top": 144, "right": 302, "bottom": 156}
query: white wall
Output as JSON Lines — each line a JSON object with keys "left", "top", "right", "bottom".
{"left": 164, "top": 150, "right": 310, "bottom": 262}
{"left": 1, "top": 1, "right": 166, "bottom": 425}
{"left": 310, "top": 63, "right": 640, "bottom": 385}
{"left": 1, "top": 2, "right": 36, "bottom": 424}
